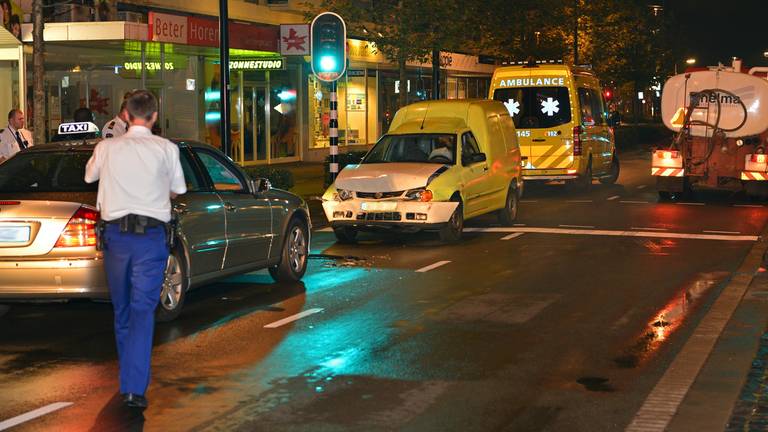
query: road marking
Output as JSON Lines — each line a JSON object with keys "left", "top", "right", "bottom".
{"left": 703, "top": 230, "right": 741, "bottom": 235}
{"left": 559, "top": 224, "right": 595, "bottom": 229}
{"left": 513, "top": 223, "right": 527, "bottom": 227}
{"left": 416, "top": 260, "right": 452, "bottom": 273}
{"left": 566, "top": 200, "right": 593, "bottom": 203}
{"left": 607, "top": 195, "right": 621, "bottom": 201}
{"left": 264, "top": 308, "right": 324, "bottom": 329}
{"left": 626, "top": 228, "right": 768, "bottom": 432}
{"left": 637, "top": 185, "right": 648, "bottom": 190}
{"left": 631, "top": 227, "right": 668, "bottom": 231}
{"left": 734, "top": 204, "right": 764, "bottom": 208}
{"left": 0, "top": 402, "right": 73, "bottom": 431}
{"left": 620, "top": 200, "right": 650, "bottom": 204}
{"left": 501, "top": 233, "right": 525, "bottom": 240}
{"left": 677, "top": 202, "right": 705, "bottom": 206}
{"left": 463, "top": 227, "right": 758, "bottom": 242}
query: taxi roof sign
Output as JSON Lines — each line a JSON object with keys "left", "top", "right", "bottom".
{"left": 58, "top": 122, "right": 99, "bottom": 135}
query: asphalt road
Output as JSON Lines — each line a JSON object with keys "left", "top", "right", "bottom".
{"left": 1, "top": 152, "right": 767, "bottom": 431}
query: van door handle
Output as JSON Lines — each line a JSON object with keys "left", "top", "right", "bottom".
{"left": 532, "top": 138, "right": 546, "bottom": 142}
{"left": 483, "top": 165, "right": 489, "bottom": 172}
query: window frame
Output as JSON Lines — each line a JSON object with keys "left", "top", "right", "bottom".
{"left": 461, "top": 131, "right": 482, "bottom": 167}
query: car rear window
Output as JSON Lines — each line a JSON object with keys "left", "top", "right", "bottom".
{"left": 493, "top": 87, "right": 572, "bottom": 129}
{"left": 0, "top": 151, "right": 96, "bottom": 192}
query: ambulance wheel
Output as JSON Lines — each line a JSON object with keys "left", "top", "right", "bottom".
{"left": 568, "top": 159, "right": 592, "bottom": 191}
{"left": 270, "top": 218, "right": 309, "bottom": 283}
{"left": 439, "top": 197, "right": 464, "bottom": 243}
{"left": 333, "top": 226, "right": 358, "bottom": 244}
{"left": 498, "top": 184, "right": 519, "bottom": 226}
{"left": 156, "top": 248, "right": 188, "bottom": 323}
{"left": 599, "top": 156, "right": 620, "bottom": 185}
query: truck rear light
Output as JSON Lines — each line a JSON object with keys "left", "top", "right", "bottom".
{"left": 752, "top": 154, "right": 768, "bottom": 164}
{"left": 55, "top": 206, "right": 99, "bottom": 248}
{"left": 572, "top": 126, "right": 583, "bottom": 156}
{"left": 0, "top": 201, "right": 20, "bottom": 205}
{"left": 661, "top": 150, "right": 680, "bottom": 160}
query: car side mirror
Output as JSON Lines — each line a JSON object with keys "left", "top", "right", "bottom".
{"left": 249, "top": 178, "right": 271, "bottom": 194}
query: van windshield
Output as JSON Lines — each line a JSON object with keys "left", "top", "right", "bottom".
{"left": 493, "top": 87, "right": 572, "bottom": 129}
{"left": 363, "top": 134, "right": 457, "bottom": 165}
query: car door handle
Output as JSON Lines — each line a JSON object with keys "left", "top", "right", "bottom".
{"left": 173, "top": 203, "right": 188, "bottom": 215}
{"left": 223, "top": 202, "right": 237, "bottom": 212}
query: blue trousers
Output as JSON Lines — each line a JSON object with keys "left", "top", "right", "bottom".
{"left": 103, "top": 224, "right": 169, "bottom": 396}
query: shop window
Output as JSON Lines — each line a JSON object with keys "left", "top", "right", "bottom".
{"left": 270, "top": 68, "right": 299, "bottom": 158}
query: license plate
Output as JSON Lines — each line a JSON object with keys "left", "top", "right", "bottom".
{"left": 361, "top": 202, "right": 397, "bottom": 212}
{"left": 0, "top": 225, "right": 30, "bottom": 243}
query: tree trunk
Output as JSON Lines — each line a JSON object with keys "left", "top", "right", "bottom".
{"left": 32, "top": 0, "right": 45, "bottom": 145}
{"left": 398, "top": 56, "right": 407, "bottom": 108}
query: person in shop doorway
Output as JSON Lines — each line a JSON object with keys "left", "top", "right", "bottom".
{"left": 0, "top": 109, "right": 33, "bottom": 163}
{"left": 84, "top": 90, "right": 187, "bottom": 409}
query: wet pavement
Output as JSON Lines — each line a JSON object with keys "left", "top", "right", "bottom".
{"left": 2, "top": 152, "right": 768, "bottom": 431}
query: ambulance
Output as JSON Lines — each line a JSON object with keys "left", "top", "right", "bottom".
{"left": 489, "top": 62, "right": 620, "bottom": 189}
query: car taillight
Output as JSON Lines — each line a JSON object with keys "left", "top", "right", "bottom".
{"left": 55, "top": 206, "right": 99, "bottom": 248}
{"left": 0, "top": 201, "right": 20, "bottom": 205}
{"left": 752, "top": 154, "right": 768, "bottom": 164}
{"left": 573, "top": 126, "right": 583, "bottom": 156}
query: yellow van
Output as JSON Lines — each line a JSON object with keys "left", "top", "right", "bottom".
{"left": 322, "top": 99, "right": 522, "bottom": 243}
{"left": 489, "top": 63, "right": 619, "bottom": 188}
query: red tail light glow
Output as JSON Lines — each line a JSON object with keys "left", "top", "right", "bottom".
{"left": 55, "top": 206, "right": 99, "bottom": 248}
{"left": 0, "top": 201, "right": 20, "bottom": 205}
{"left": 573, "top": 126, "right": 583, "bottom": 156}
{"left": 751, "top": 154, "right": 767, "bottom": 164}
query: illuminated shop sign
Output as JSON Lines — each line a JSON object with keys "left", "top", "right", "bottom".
{"left": 496, "top": 77, "right": 565, "bottom": 87}
{"left": 124, "top": 61, "right": 175, "bottom": 71}
{"left": 229, "top": 59, "right": 285, "bottom": 70}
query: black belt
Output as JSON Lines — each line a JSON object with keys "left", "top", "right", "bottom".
{"left": 103, "top": 214, "right": 167, "bottom": 233}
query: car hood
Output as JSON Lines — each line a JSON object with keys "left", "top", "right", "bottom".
{"left": 335, "top": 163, "right": 447, "bottom": 193}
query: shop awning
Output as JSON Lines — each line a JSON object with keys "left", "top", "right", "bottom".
{"left": 0, "top": 26, "right": 21, "bottom": 48}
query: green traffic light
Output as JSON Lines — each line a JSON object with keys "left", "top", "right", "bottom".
{"left": 319, "top": 55, "right": 337, "bottom": 72}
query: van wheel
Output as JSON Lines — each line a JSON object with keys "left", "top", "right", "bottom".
{"left": 567, "top": 160, "right": 592, "bottom": 191}
{"left": 269, "top": 218, "right": 309, "bottom": 283}
{"left": 333, "top": 226, "right": 358, "bottom": 243}
{"left": 156, "top": 248, "right": 188, "bottom": 323}
{"left": 599, "top": 156, "right": 620, "bottom": 185}
{"left": 498, "top": 185, "right": 519, "bottom": 226}
{"left": 439, "top": 198, "right": 464, "bottom": 243}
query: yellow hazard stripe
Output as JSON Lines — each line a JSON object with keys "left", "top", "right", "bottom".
{"left": 651, "top": 167, "right": 684, "bottom": 177}
{"left": 741, "top": 171, "right": 768, "bottom": 181}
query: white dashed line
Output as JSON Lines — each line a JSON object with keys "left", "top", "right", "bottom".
{"left": 607, "top": 195, "right": 621, "bottom": 201}
{"left": 703, "top": 230, "right": 741, "bottom": 235}
{"left": 567, "top": 200, "right": 593, "bottom": 203}
{"left": 734, "top": 204, "right": 764, "bottom": 208}
{"left": 264, "top": 308, "right": 324, "bottom": 329}
{"left": 620, "top": 200, "right": 650, "bottom": 204}
{"left": 0, "top": 402, "right": 73, "bottom": 431}
{"left": 559, "top": 224, "right": 596, "bottom": 229}
{"left": 631, "top": 227, "right": 668, "bottom": 231}
{"left": 513, "top": 223, "right": 527, "bottom": 227}
{"left": 501, "top": 233, "right": 525, "bottom": 241}
{"left": 677, "top": 202, "right": 705, "bottom": 206}
{"left": 415, "top": 260, "right": 452, "bottom": 273}
{"left": 463, "top": 227, "right": 758, "bottom": 241}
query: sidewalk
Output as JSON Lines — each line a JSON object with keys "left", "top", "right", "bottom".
{"left": 273, "top": 162, "right": 328, "bottom": 228}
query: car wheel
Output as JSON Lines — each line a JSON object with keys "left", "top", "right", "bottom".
{"left": 269, "top": 218, "right": 309, "bottom": 283}
{"left": 498, "top": 184, "right": 519, "bottom": 226}
{"left": 0, "top": 305, "right": 9, "bottom": 318}
{"left": 599, "top": 156, "right": 620, "bottom": 185}
{"left": 439, "top": 198, "right": 464, "bottom": 243}
{"left": 156, "top": 248, "right": 188, "bottom": 323}
{"left": 333, "top": 226, "right": 358, "bottom": 244}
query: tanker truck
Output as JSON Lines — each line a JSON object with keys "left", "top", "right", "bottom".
{"left": 654, "top": 59, "right": 768, "bottom": 199}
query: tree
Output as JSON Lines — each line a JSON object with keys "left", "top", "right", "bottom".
{"left": 32, "top": 0, "right": 44, "bottom": 145}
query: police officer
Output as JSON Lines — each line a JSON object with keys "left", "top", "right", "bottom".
{"left": 0, "top": 109, "right": 33, "bottom": 163}
{"left": 84, "top": 90, "right": 186, "bottom": 409}
{"left": 102, "top": 99, "right": 130, "bottom": 139}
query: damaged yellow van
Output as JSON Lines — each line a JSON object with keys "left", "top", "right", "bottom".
{"left": 322, "top": 99, "right": 522, "bottom": 243}
{"left": 489, "top": 63, "right": 619, "bottom": 189}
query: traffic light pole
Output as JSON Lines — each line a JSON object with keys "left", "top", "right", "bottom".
{"left": 329, "top": 80, "right": 339, "bottom": 181}
{"left": 219, "top": 0, "right": 230, "bottom": 158}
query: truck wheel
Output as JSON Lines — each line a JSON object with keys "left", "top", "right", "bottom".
{"left": 498, "top": 184, "right": 519, "bottom": 226}
{"left": 599, "top": 156, "right": 620, "bottom": 185}
{"left": 156, "top": 248, "right": 188, "bottom": 323}
{"left": 269, "top": 218, "right": 309, "bottom": 283}
{"left": 439, "top": 199, "right": 464, "bottom": 243}
{"left": 333, "top": 226, "right": 358, "bottom": 243}
{"left": 658, "top": 191, "right": 673, "bottom": 201}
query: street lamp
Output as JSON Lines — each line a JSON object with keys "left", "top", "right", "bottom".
{"left": 686, "top": 58, "right": 696, "bottom": 65}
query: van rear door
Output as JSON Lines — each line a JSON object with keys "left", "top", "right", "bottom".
{"left": 493, "top": 85, "right": 573, "bottom": 171}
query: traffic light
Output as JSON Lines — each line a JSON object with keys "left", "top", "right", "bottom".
{"left": 604, "top": 88, "right": 613, "bottom": 101}
{"left": 311, "top": 12, "right": 347, "bottom": 82}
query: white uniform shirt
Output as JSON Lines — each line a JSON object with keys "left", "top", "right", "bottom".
{"left": 101, "top": 116, "right": 127, "bottom": 139}
{"left": 84, "top": 126, "right": 187, "bottom": 222}
{"left": 0, "top": 125, "right": 33, "bottom": 161}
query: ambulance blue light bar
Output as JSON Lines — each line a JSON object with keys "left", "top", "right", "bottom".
{"left": 58, "top": 122, "right": 100, "bottom": 135}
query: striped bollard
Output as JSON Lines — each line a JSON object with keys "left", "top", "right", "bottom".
{"left": 329, "top": 81, "right": 339, "bottom": 182}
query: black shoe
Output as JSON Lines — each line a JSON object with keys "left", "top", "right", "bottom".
{"left": 123, "top": 393, "right": 148, "bottom": 409}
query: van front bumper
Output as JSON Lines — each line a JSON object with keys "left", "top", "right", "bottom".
{"left": 0, "top": 258, "right": 109, "bottom": 301}
{"left": 323, "top": 199, "right": 459, "bottom": 226}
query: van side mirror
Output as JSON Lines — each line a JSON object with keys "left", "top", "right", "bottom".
{"left": 249, "top": 178, "right": 271, "bottom": 194}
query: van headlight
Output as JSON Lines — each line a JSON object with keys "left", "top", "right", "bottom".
{"left": 405, "top": 188, "right": 433, "bottom": 202}
{"left": 337, "top": 189, "right": 354, "bottom": 201}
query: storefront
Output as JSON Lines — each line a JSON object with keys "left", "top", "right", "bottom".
{"left": 0, "top": 27, "right": 23, "bottom": 127}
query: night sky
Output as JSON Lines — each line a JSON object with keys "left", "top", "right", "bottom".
{"left": 666, "top": 0, "right": 766, "bottom": 68}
